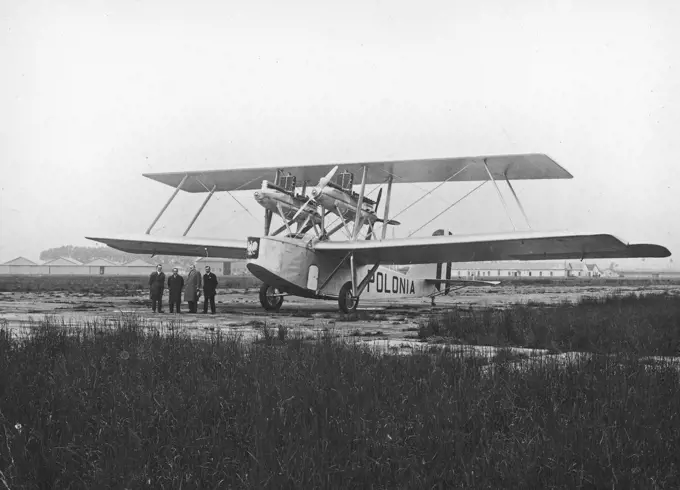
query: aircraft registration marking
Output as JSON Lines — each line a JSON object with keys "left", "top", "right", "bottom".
{"left": 366, "top": 271, "right": 415, "bottom": 295}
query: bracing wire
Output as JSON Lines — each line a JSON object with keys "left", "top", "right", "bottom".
{"left": 408, "top": 181, "right": 488, "bottom": 237}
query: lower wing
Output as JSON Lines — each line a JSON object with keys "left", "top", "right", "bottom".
{"left": 85, "top": 234, "right": 247, "bottom": 259}
{"left": 314, "top": 231, "right": 671, "bottom": 265}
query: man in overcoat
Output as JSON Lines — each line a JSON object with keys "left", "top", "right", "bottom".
{"left": 202, "top": 266, "right": 218, "bottom": 314}
{"left": 167, "top": 268, "right": 184, "bottom": 314}
{"left": 184, "top": 264, "right": 202, "bottom": 313}
{"left": 148, "top": 264, "right": 166, "bottom": 313}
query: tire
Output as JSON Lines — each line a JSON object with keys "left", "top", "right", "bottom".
{"left": 259, "top": 283, "right": 284, "bottom": 311}
{"left": 338, "top": 281, "right": 359, "bottom": 313}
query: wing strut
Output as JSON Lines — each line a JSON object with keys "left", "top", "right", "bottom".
{"left": 380, "top": 175, "right": 394, "bottom": 240}
{"left": 275, "top": 203, "right": 294, "bottom": 236}
{"left": 316, "top": 252, "right": 352, "bottom": 295}
{"left": 183, "top": 184, "right": 217, "bottom": 236}
{"left": 146, "top": 174, "right": 188, "bottom": 234}
{"left": 325, "top": 221, "right": 346, "bottom": 239}
{"left": 356, "top": 262, "right": 381, "bottom": 297}
{"left": 351, "top": 166, "right": 368, "bottom": 240}
{"left": 505, "top": 175, "right": 532, "bottom": 229}
{"left": 335, "top": 205, "right": 353, "bottom": 239}
{"left": 483, "top": 159, "right": 516, "bottom": 231}
{"left": 264, "top": 170, "right": 282, "bottom": 235}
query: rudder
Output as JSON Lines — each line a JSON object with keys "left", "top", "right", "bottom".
{"left": 406, "top": 229, "right": 453, "bottom": 293}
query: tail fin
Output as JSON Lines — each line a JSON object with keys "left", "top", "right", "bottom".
{"left": 406, "top": 229, "right": 453, "bottom": 293}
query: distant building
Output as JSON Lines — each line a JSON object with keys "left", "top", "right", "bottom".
{"left": 41, "top": 257, "right": 85, "bottom": 275}
{"left": 0, "top": 257, "right": 39, "bottom": 275}
{"left": 195, "top": 257, "right": 226, "bottom": 275}
{"left": 229, "top": 260, "right": 248, "bottom": 275}
{"left": 0, "top": 256, "right": 156, "bottom": 276}
{"left": 122, "top": 258, "right": 156, "bottom": 276}
{"left": 42, "top": 257, "right": 82, "bottom": 266}
{"left": 194, "top": 257, "right": 249, "bottom": 276}
{"left": 566, "top": 262, "right": 602, "bottom": 278}
{"left": 2, "top": 257, "right": 37, "bottom": 266}
{"left": 84, "top": 258, "right": 116, "bottom": 266}
{"left": 445, "top": 261, "right": 605, "bottom": 279}
{"left": 83, "top": 258, "right": 117, "bottom": 276}
{"left": 617, "top": 269, "right": 680, "bottom": 279}
{"left": 448, "top": 261, "right": 569, "bottom": 278}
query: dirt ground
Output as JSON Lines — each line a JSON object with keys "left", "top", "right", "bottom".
{"left": 2, "top": 284, "right": 680, "bottom": 350}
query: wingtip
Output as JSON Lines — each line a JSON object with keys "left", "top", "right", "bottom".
{"left": 542, "top": 153, "right": 574, "bottom": 179}
{"left": 627, "top": 244, "right": 672, "bottom": 258}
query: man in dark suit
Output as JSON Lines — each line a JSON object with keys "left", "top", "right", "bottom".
{"left": 167, "top": 267, "right": 184, "bottom": 314}
{"left": 149, "top": 264, "right": 166, "bottom": 313}
{"left": 202, "top": 266, "right": 218, "bottom": 314}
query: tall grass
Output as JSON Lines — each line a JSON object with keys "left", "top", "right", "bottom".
{"left": 1, "top": 314, "right": 679, "bottom": 488}
{"left": 420, "top": 293, "right": 680, "bottom": 355}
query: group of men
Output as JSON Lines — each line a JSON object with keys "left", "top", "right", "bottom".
{"left": 148, "top": 264, "right": 218, "bottom": 314}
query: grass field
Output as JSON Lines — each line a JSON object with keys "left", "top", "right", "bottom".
{"left": 1, "top": 294, "right": 680, "bottom": 488}
{"left": 0, "top": 275, "right": 263, "bottom": 295}
{"left": 418, "top": 294, "right": 680, "bottom": 356}
{"left": 419, "top": 293, "right": 680, "bottom": 356}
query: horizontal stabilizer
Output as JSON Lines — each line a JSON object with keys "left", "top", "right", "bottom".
{"left": 85, "top": 234, "right": 247, "bottom": 259}
{"left": 424, "top": 278, "right": 501, "bottom": 286}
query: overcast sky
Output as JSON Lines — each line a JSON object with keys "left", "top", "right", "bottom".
{"left": 1, "top": 0, "right": 678, "bottom": 268}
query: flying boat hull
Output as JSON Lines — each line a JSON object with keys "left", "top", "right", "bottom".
{"left": 244, "top": 235, "right": 454, "bottom": 302}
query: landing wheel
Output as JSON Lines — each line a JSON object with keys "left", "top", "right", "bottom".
{"left": 259, "top": 283, "right": 284, "bottom": 311}
{"left": 338, "top": 281, "right": 359, "bottom": 313}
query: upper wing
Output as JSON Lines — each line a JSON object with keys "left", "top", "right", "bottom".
{"left": 86, "top": 234, "right": 247, "bottom": 259}
{"left": 143, "top": 153, "right": 571, "bottom": 193}
{"left": 313, "top": 231, "right": 671, "bottom": 265}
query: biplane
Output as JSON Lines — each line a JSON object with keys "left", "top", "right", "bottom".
{"left": 87, "top": 154, "right": 671, "bottom": 313}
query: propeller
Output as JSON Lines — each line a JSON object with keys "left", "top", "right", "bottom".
{"left": 291, "top": 165, "right": 339, "bottom": 221}
{"left": 365, "top": 186, "right": 386, "bottom": 240}
{"left": 374, "top": 187, "right": 383, "bottom": 212}
{"left": 371, "top": 185, "right": 400, "bottom": 224}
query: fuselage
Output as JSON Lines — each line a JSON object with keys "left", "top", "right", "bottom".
{"left": 245, "top": 235, "right": 438, "bottom": 300}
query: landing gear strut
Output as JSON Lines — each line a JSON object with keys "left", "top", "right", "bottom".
{"left": 338, "top": 281, "right": 359, "bottom": 313}
{"left": 259, "top": 283, "right": 284, "bottom": 311}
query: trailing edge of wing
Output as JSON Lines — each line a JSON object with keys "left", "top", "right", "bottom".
{"left": 85, "top": 234, "right": 247, "bottom": 259}
{"left": 143, "top": 153, "right": 572, "bottom": 193}
{"left": 313, "top": 231, "right": 671, "bottom": 266}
